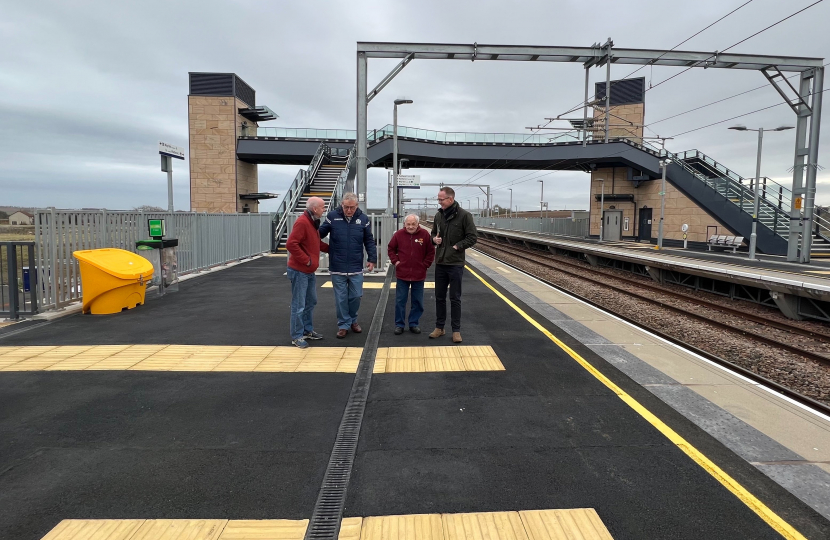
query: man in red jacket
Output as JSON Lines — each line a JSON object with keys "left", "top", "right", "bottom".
{"left": 387, "top": 214, "right": 435, "bottom": 334}
{"left": 286, "top": 197, "right": 329, "bottom": 348}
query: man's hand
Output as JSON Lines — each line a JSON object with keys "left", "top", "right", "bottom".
{"left": 434, "top": 236, "right": 443, "bottom": 245}
{"left": 306, "top": 260, "right": 311, "bottom": 266}
{"left": 367, "top": 262, "right": 375, "bottom": 272}
{"left": 394, "top": 261, "right": 400, "bottom": 267}
{"left": 452, "top": 245, "right": 459, "bottom": 251}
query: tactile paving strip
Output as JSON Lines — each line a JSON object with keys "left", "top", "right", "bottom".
{"left": 0, "top": 346, "right": 504, "bottom": 373}
{"left": 40, "top": 510, "right": 612, "bottom": 540}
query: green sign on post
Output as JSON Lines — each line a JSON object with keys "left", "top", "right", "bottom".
{"left": 148, "top": 219, "right": 165, "bottom": 238}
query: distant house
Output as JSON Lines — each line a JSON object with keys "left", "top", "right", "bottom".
{"left": 9, "top": 211, "right": 34, "bottom": 225}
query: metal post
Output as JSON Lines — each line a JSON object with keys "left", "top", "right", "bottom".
{"left": 583, "top": 65, "right": 589, "bottom": 147}
{"left": 801, "top": 66, "right": 824, "bottom": 263}
{"left": 658, "top": 161, "right": 666, "bottom": 249}
{"left": 599, "top": 180, "right": 604, "bottom": 241}
{"left": 387, "top": 171, "right": 391, "bottom": 213}
{"left": 538, "top": 181, "right": 543, "bottom": 224}
{"left": 749, "top": 128, "right": 764, "bottom": 260}
{"left": 788, "top": 72, "right": 812, "bottom": 261}
{"left": 393, "top": 103, "right": 398, "bottom": 223}
{"left": 7, "top": 244, "right": 19, "bottom": 319}
{"left": 604, "top": 42, "right": 611, "bottom": 144}
{"left": 356, "top": 52, "right": 368, "bottom": 204}
{"left": 509, "top": 189, "right": 513, "bottom": 219}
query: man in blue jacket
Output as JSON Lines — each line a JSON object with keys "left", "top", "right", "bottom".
{"left": 319, "top": 193, "right": 378, "bottom": 338}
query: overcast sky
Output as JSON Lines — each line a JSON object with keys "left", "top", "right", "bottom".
{"left": 1, "top": 0, "right": 828, "bottom": 214}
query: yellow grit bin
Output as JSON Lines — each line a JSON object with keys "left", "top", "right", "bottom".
{"left": 72, "top": 248, "right": 154, "bottom": 315}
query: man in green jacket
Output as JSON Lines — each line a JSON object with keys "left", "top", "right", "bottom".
{"left": 430, "top": 186, "right": 478, "bottom": 343}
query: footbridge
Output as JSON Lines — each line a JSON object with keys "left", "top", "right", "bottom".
{"left": 244, "top": 126, "right": 819, "bottom": 257}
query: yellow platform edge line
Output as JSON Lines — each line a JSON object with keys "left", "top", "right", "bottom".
{"left": 464, "top": 264, "right": 806, "bottom": 540}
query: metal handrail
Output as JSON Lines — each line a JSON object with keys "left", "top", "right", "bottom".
{"left": 273, "top": 143, "right": 330, "bottom": 246}
{"left": 630, "top": 139, "right": 790, "bottom": 237}
{"left": 327, "top": 146, "right": 355, "bottom": 213}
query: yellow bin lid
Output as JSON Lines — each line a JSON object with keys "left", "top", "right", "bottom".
{"left": 73, "top": 248, "right": 155, "bottom": 280}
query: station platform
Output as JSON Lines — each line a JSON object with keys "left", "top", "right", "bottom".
{"left": 1, "top": 254, "right": 829, "bottom": 539}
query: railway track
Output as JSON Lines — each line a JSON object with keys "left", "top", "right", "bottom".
{"left": 477, "top": 238, "right": 830, "bottom": 366}
{"left": 474, "top": 237, "right": 830, "bottom": 413}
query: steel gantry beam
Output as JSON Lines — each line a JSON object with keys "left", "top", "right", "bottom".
{"left": 355, "top": 41, "right": 823, "bottom": 259}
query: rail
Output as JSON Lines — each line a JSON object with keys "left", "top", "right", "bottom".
{"left": 34, "top": 209, "right": 274, "bottom": 312}
{"left": 1, "top": 242, "right": 37, "bottom": 319}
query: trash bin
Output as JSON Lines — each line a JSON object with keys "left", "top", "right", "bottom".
{"left": 135, "top": 238, "right": 179, "bottom": 295}
{"left": 72, "top": 248, "right": 154, "bottom": 315}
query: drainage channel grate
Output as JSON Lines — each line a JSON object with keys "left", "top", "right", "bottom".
{"left": 303, "top": 268, "right": 393, "bottom": 540}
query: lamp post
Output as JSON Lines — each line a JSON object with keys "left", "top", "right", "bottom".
{"left": 392, "top": 99, "right": 413, "bottom": 225}
{"left": 537, "top": 179, "right": 544, "bottom": 224}
{"left": 509, "top": 188, "right": 513, "bottom": 219}
{"left": 729, "top": 124, "right": 794, "bottom": 260}
{"left": 657, "top": 160, "right": 667, "bottom": 249}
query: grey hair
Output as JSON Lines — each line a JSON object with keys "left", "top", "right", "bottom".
{"left": 342, "top": 192, "right": 358, "bottom": 203}
{"left": 404, "top": 214, "right": 419, "bottom": 223}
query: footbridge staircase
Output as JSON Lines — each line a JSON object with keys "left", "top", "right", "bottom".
{"left": 665, "top": 148, "right": 830, "bottom": 257}
{"left": 272, "top": 143, "right": 355, "bottom": 252}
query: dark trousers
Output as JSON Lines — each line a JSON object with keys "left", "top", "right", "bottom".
{"left": 395, "top": 279, "right": 425, "bottom": 328}
{"left": 435, "top": 264, "right": 463, "bottom": 332}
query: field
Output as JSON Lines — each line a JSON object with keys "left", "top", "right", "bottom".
{"left": 0, "top": 225, "right": 35, "bottom": 241}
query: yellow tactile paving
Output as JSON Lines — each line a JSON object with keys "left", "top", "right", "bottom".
{"left": 322, "top": 282, "right": 436, "bottom": 289}
{"left": 361, "top": 514, "right": 444, "bottom": 540}
{"left": 129, "top": 519, "right": 228, "bottom": 540}
{"left": 443, "top": 512, "right": 529, "bottom": 540}
{"left": 377, "top": 346, "right": 504, "bottom": 373}
{"left": 519, "top": 509, "right": 613, "bottom": 540}
{"left": 40, "top": 519, "right": 145, "bottom": 540}
{"left": 1, "top": 346, "right": 502, "bottom": 373}
{"left": 217, "top": 519, "right": 309, "bottom": 539}
{"left": 41, "top": 511, "right": 612, "bottom": 540}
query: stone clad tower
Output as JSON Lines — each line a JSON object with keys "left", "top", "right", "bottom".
{"left": 187, "top": 73, "right": 276, "bottom": 213}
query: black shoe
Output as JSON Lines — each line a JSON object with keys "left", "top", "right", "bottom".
{"left": 394, "top": 327, "right": 404, "bottom": 335}
{"left": 409, "top": 326, "right": 421, "bottom": 334}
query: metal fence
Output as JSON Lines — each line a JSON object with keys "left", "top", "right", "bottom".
{"left": 285, "top": 212, "right": 396, "bottom": 271}
{"left": 1, "top": 242, "right": 38, "bottom": 319}
{"left": 473, "top": 216, "right": 589, "bottom": 237}
{"left": 34, "top": 209, "right": 274, "bottom": 311}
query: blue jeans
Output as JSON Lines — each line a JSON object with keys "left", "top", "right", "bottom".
{"left": 287, "top": 267, "right": 317, "bottom": 340}
{"left": 332, "top": 273, "right": 364, "bottom": 329}
{"left": 395, "top": 279, "right": 424, "bottom": 328}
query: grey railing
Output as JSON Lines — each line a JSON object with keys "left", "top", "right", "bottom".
{"left": 34, "top": 209, "right": 274, "bottom": 312}
{"left": 284, "top": 212, "right": 396, "bottom": 271}
{"left": 474, "top": 216, "right": 589, "bottom": 238}
{"left": 1, "top": 241, "right": 37, "bottom": 319}
{"left": 272, "top": 143, "right": 329, "bottom": 249}
{"left": 254, "top": 125, "right": 580, "bottom": 145}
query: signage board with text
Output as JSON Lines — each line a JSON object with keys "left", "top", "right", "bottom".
{"left": 159, "top": 141, "right": 185, "bottom": 160}
{"left": 397, "top": 175, "right": 421, "bottom": 188}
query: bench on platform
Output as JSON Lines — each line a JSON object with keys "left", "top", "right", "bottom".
{"left": 707, "top": 234, "right": 744, "bottom": 253}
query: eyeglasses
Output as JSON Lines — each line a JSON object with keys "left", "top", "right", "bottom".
{"left": 437, "top": 197, "right": 450, "bottom": 202}
{"left": 342, "top": 205, "right": 358, "bottom": 210}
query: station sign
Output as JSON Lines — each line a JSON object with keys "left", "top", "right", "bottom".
{"left": 159, "top": 141, "right": 185, "bottom": 160}
{"left": 397, "top": 174, "right": 421, "bottom": 188}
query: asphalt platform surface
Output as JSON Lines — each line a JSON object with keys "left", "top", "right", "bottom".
{"left": 1, "top": 256, "right": 829, "bottom": 539}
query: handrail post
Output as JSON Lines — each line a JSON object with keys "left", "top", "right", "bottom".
{"left": 7, "top": 244, "right": 19, "bottom": 319}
